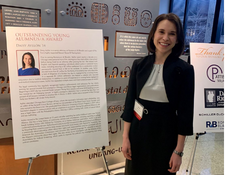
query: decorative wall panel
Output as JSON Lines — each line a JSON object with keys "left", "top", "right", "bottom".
{"left": 57, "top": 0, "right": 160, "bottom": 174}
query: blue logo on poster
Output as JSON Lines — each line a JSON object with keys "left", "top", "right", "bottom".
{"left": 206, "top": 121, "right": 217, "bottom": 128}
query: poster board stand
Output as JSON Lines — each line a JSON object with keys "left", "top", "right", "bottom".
{"left": 185, "top": 132, "right": 206, "bottom": 175}
{"left": 97, "top": 146, "right": 112, "bottom": 175}
{"left": 6, "top": 27, "right": 109, "bottom": 161}
{"left": 97, "top": 146, "right": 122, "bottom": 175}
{"left": 26, "top": 154, "right": 40, "bottom": 175}
{"left": 59, "top": 146, "right": 118, "bottom": 175}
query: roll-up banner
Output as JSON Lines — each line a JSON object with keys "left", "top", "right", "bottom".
{"left": 190, "top": 43, "right": 224, "bottom": 133}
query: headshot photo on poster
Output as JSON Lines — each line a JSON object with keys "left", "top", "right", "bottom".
{"left": 17, "top": 50, "right": 40, "bottom": 76}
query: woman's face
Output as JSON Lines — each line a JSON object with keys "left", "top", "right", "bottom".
{"left": 23, "top": 54, "right": 32, "bottom": 67}
{"left": 153, "top": 19, "right": 177, "bottom": 56}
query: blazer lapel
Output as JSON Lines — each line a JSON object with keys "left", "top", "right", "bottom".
{"left": 163, "top": 52, "right": 177, "bottom": 70}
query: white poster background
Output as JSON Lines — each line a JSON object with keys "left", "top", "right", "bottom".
{"left": 190, "top": 43, "right": 224, "bottom": 133}
{"left": 6, "top": 27, "right": 109, "bottom": 159}
{"left": 57, "top": 100, "right": 125, "bottom": 175}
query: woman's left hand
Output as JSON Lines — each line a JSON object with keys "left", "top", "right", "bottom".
{"left": 168, "top": 152, "right": 182, "bottom": 173}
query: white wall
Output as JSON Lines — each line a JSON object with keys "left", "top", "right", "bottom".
{"left": 159, "top": 0, "right": 170, "bottom": 14}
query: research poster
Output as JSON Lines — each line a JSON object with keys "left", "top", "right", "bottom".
{"left": 6, "top": 27, "right": 109, "bottom": 159}
{"left": 190, "top": 43, "right": 224, "bottom": 133}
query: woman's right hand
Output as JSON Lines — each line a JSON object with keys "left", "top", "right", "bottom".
{"left": 122, "top": 137, "right": 132, "bottom": 160}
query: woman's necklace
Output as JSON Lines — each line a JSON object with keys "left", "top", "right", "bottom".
{"left": 155, "top": 64, "right": 163, "bottom": 73}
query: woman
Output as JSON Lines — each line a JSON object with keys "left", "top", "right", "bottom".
{"left": 121, "top": 13, "right": 194, "bottom": 175}
{"left": 18, "top": 52, "right": 40, "bottom": 76}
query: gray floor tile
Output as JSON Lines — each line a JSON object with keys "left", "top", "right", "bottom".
{"left": 98, "top": 132, "right": 224, "bottom": 175}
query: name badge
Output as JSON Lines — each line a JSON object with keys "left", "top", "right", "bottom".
{"left": 134, "top": 100, "right": 144, "bottom": 120}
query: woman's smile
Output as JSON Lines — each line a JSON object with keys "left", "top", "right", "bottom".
{"left": 153, "top": 19, "right": 177, "bottom": 56}
{"left": 23, "top": 54, "right": 32, "bottom": 68}
{"left": 159, "top": 42, "right": 170, "bottom": 47}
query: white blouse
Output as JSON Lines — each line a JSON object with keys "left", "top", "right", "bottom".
{"left": 139, "top": 64, "right": 169, "bottom": 102}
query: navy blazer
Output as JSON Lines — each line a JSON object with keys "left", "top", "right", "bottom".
{"left": 121, "top": 53, "right": 195, "bottom": 135}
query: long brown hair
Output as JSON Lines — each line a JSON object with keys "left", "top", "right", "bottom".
{"left": 147, "top": 13, "right": 184, "bottom": 57}
{"left": 22, "top": 52, "right": 35, "bottom": 68}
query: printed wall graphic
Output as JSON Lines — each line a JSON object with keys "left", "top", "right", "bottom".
{"left": 124, "top": 7, "right": 138, "bottom": 26}
{"left": 91, "top": 2, "right": 108, "bottom": 24}
{"left": 1, "top": 50, "right": 7, "bottom": 58}
{"left": 140, "top": 10, "right": 152, "bottom": 28}
{"left": 112, "top": 4, "right": 121, "bottom": 25}
{"left": 66, "top": 2, "right": 87, "bottom": 17}
{"left": 0, "top": 33, "right": 12, "bottom": 139}
{"left": 56, "top": 0, "right": 161, "bottom": 174}
{"left": 191, "top": 43, "right": 224, "bottom": 133}
{"left": 120, "top": 66, "right": 130, "bottom": 78}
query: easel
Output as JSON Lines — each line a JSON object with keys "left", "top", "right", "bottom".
{"left": 185, "top": 132, "right": 206, "bottom": 175}
{"left": 26, "top": 154, "right": 40, "bottom": 175}
{"left": 96, "top": 146, "right": 114, "bottom": 175}
{"left": 58, "top": 146, "right": 118, "bottom": 175}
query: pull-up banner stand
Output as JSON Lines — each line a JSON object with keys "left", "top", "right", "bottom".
{"left": 6, "top": 27, "right": 109, "bottom": 160}
{"left": 187, "top": 43, "right": 224, "bottom": 175}
{"left": 191, "top": 43, "right": 224, "bottom": 133}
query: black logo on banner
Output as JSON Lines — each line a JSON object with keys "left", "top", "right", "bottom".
{"left": 204, "top": 88, "right": 224, "bottom": 108}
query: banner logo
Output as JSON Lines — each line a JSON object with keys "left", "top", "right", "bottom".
{"left": 204, "top": 89, "right": 224, "bottom": 108}
{"left": 206, "top": 64, "right": 224, "bottom": 83}
{"left": 206, "top": 121, "right": 224, "bottom": 130}
{"left": 195, "top": 47, "right": 224, "bottom": 60}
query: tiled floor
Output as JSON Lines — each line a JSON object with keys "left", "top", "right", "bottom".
{"left": 98, "top": 132, "right": 224, "bottom": 175}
